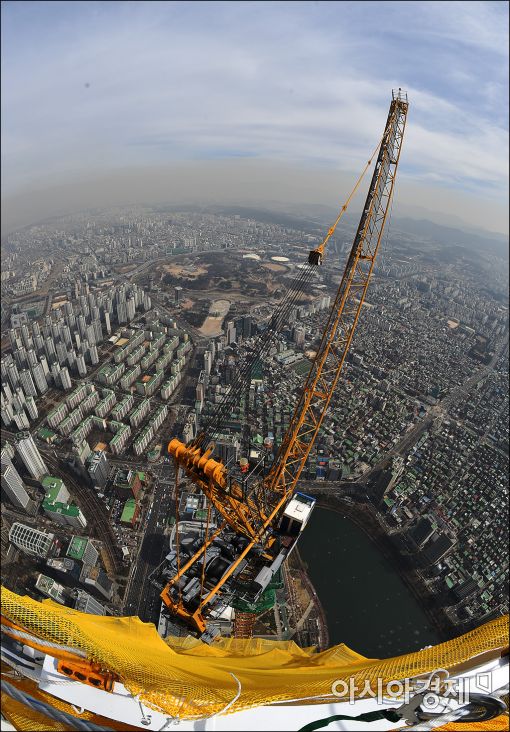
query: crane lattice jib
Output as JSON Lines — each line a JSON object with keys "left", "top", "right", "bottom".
{"left": 267, "top": 92, "right": 408, "bottom": 498}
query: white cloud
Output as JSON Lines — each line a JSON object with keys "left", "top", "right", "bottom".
{"left": 1, "top": 0, "right": 508, "bottom": 232}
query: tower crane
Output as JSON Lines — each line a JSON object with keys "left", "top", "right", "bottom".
{"left": 161, "top": 90, "right": 409, "bottom": 636}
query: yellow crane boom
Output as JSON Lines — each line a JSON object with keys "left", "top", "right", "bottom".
{"left": 267, "top": 89, "right": 408, "bottom": 497}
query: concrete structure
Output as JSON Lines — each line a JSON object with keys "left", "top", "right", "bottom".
{"left": 74, "top": 590, "right": 106, "bottom": 615}
{"left": 129, "top": 399, "right": 151, "bottom": 428}
{"left": 25, "top": 396, "right": 39, "bottom": 420}
{"left": 19, "top": 369, "right": 37, "bottom": 397}
{"left": 47, "top": 403, "right": 69, "bottom": 429}
{"left": 60, "top": 366, "right": 72, "bottom": 390}
{"left": 41, "top": 475, "right": 70, "bottom": 504}
{"left": 113, "top": 468, "right": 141, "bottom": 499}
{"left": 80, "top": 564, "right": 113, "bottom": 600}
{"left": 108, "top": 423, "right": 131, "bottom": 454}
{"left": 110, "top": 395, "right": 134, "bottom": 422}
{"left": 66, "top": 384, "right": 88, "bottom": 410}
{"left": 95, "top": 389, "right": 116, "bottom": 418}
{"left": 66, "top": 536, "right": 99, "bottom": 567}
{"left": 87, "top": 451, "right": 110, "bottom": 488}
{"left": 35, "top": 574, "right": 70, "bottom": 605}
{"left": 43, "top": 498, "right": 87, "bottom": 529}
{"left": 74, "top": 438, "right": 92, "bottom": 465}
{"left": 9, "top": 523, "right": 56, "bottom": 558}
{"left": 15, "top": 431, "right": 48, "bottom": 481}
{"left": 1, "top": 459, "right": 31, "bottom": 511}
{"left": 120, "top": 498, "right": 139, "bottom": 527}
{"left": 13, "top": 410, "right": 30, "bottom": 430}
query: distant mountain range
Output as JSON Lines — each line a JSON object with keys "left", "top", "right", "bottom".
{"left": 211, "top": 203, "right": 509, "bottom": 262}
{"left": 391, "top": 217, "right": 509, "bottom": 261}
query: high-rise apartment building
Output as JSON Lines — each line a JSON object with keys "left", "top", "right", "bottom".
{"left": 89, "top": 344, "right": 99, "bottom": 365}
{"left": 60, "top": 366, "right": 72, "bottom": 390}
{"left": 76, "top": 353, "right": 87, "bottom": 377}
{"left": 7, "top": 362, "right": 20, "bottom": 390}
{"left": 87, "top": 451, "right": 110, "bottom": 488}
{"left": 1, "top": 403, "right": 14, "bottom": 427}
{"left": 15, "top": 431, "right": 48, "bottom": 480}
{"left": 2, "top": 381, "right": 13, "bottom": 402}
{"left": 1, "top": 459, "right": 31, "bottom": 511}
{"left": 13, "top": 410, "right": 30, "bottom": 430}
{"left": 25, "top": 396, "right": 38, "bottom": 421}
{"left": 31, "top": 363, "right": 48, "bottom": 395}
{"left": 19, "top": 369, "right": 37, "bottom": 397}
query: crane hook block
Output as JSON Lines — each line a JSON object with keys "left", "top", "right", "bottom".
{"left": 308, "top": 249, "right": 323, "bottom": 266}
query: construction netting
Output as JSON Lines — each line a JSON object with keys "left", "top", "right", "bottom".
{"left": 1, "top": 587, "right": 508, "bottom": 726}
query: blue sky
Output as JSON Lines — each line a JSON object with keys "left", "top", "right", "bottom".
{"left": 1, "top": 1, "right": 508, "bottom": 232}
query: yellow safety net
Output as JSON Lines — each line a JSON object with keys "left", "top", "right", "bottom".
{"left": 1, "top": 587, "right": 508, "bottom": 724}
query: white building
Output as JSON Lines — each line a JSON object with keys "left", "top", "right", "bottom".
{"left": 9, "top": 523, "right": 56, "bottom": 558}
{"left": 1, "top": 460, "right": 31, "bottom": 511}
{"left": 15, "top": 431, "right": 48, "bottom": 480}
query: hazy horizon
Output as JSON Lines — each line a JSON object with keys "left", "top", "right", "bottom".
{"left": 2, "top": 160, "right": 509, "bottom": 240}
{"left": 2, "top": 1, "right": 509, "bottom": 237}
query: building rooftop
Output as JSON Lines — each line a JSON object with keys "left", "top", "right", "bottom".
{"left": 43, "top": 500, "right": 81, "bottom": 517}
{"left": 66, "top": 536, "right": 88, "bottom": 560}
{"left": 36, "top": 574, "right": 56, "bottom": 593}
{"left": 38, "top": 427, "right": 57, "bottom": 440}
{"left": 120, "top": 498, "right": 137, "bottom": 523}
{"left": 41, "top": 476, "right": 65, "bottom": 502}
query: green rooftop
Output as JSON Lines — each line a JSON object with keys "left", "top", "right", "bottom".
{"left": 38, "top": 427, "right": 57, "bottom": 440}
{"left": 43, "top": 500, "right": 81, "bottom": 517}
{"left": 66, "top": 536, "right": 88, "bottom": 560}
{"left": 41, "top": 475, "right": 63, "bottom": 489}
{"left": 41, "top": 476, "right": 65, "bottom": 502}
{"left": 121, "top": 498, "right": 137, "bottom": 523}
{"left": 231, "top": 577, "right": 281, "bottom": 614}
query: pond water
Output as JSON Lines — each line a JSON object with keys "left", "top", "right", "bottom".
{"left": 299, "top": 507, "right": 440, "bottom": 657}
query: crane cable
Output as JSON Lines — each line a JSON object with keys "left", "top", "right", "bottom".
{"left": 313, "top": 128, "right": 388, "bottom": 259}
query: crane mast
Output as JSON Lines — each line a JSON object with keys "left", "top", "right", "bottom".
{"left": 162, "top": 90, "right": 409, "bottom": 634}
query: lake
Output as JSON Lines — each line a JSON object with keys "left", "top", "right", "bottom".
{"left": 299, "top": 507, "right": 440, "bottom": 657}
